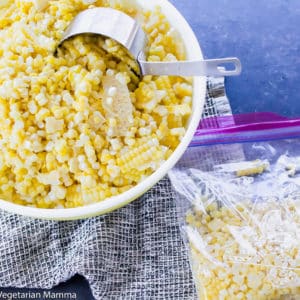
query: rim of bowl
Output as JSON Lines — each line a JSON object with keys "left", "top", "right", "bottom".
{"left": 0, "top": 0, "right": 207, "bottom": 220}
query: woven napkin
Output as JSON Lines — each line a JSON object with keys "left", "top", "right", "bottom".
{"left": 0, "top": 77, "right": 231, "bottom": 300}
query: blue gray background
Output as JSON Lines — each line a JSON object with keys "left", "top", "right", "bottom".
{"left": 171, "top": 0, "right": 300, "bottom": 117}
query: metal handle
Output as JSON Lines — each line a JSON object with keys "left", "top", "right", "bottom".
{"left": 138, "top": 57, "right": 242, "bottom": 77}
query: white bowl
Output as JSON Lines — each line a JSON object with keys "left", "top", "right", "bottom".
{"left": 0, "top": 0, "right": 206, "bottom": 220}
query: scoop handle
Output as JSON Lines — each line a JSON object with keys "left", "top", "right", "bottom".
{"left": 138, "top": 57, "right": 241, "bottom": 77}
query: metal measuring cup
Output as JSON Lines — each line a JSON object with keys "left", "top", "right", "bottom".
{"left": 58, "top": 7, "right": 241, "bottom": 77}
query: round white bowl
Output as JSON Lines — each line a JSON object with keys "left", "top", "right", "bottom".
{"left": 0, "top": 0, "right": 206, "bottom": 220}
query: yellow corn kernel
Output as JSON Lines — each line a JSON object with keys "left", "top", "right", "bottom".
{"left": 0, "top": 1, "right": 192, "bottom": 208}
{"left": 155, "top": 76, "right": 177, "bottom": 104}
{"left": 166, "top": 104, "right": 191, "bottom": 116}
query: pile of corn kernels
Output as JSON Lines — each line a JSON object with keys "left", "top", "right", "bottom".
{"left": 186, "top": 199, "right": 300, "bottom": 300}
{"left": 0, "top": 0, "right": 192, "bottom": 208}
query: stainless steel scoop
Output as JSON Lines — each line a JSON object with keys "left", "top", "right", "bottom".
{"left": 58, "top": 7, "right": 242, "bottom": 77}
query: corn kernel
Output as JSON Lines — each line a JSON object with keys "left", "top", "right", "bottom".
{"left": 0, "top": 0, "right": 192, "bottom": 208}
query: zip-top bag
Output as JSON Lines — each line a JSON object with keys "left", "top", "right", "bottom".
{"left": 169, "top": 113, "right": 300, "bottom": 300}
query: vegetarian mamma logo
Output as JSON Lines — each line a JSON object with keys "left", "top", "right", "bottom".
{"left": 0, "top": 291, "right": 77, "bottom": 299}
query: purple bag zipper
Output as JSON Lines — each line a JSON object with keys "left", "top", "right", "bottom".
{"left": 191, "top": 112, "right": 300, "bottom": 147}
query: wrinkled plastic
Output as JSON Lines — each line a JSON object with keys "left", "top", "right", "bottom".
{"left": 169, "top": 127, "right": 300, "bottom": 300}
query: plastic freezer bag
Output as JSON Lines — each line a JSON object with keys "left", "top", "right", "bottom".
{"left": 169, "top": 138, "right": 300, "bottom": 300}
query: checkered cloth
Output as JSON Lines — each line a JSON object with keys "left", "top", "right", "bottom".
{"left": 0, "top": 77, "right": 231, "bottom": 300}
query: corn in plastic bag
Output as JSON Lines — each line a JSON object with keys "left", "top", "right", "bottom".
{"left": 169, "top": 140, "right": 300, "bottom": 300}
